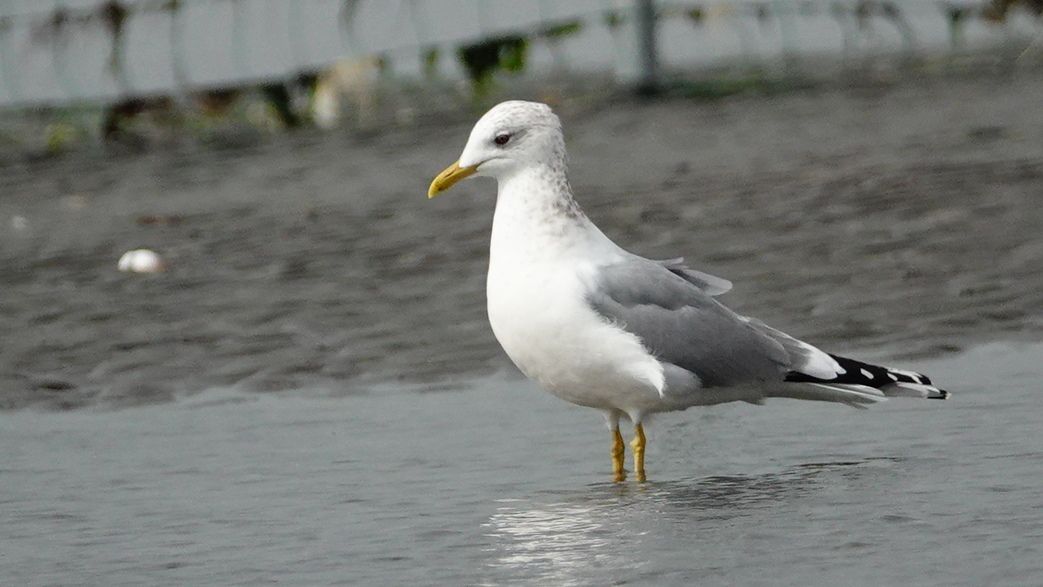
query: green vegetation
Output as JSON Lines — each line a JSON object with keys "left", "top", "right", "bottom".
{"left": 422, "top": 47, "right": 440, "bottom": 79}
{"left": 604, "top": 10, "right": 625, "bottom": 29}
{"left": 539, "top": 20, "right": 583, "bottom": 40}
{"left": 44, "top": 121, "right": 79, "bottom": 153}
{"left": 457, "top": 36, "right": 529, "bottom": 97}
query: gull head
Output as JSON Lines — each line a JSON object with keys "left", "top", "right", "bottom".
{"left": 428, "top": 100, "right": 564, "bottom": 198}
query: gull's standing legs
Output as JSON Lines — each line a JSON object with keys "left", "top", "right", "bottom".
{"left": 605, "top": 410, "right": 626, "bottom": 482}
{"left": 631, "top": 423, "right": 647, "bottom": 483}
{"left": 612, "top": 428, "right": 626, "bottom": 482}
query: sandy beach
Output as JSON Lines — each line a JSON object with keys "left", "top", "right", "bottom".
{"left": 1, "top": 71, "right": 1041, "bottom": 410}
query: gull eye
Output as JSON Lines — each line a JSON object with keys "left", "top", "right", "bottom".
{"left": 494, "top": 133, "right": 510, "bottom": 146}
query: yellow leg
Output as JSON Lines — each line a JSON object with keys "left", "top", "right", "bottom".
{"left": 630, "top": 423, "right": 647, "bottom": 483}
{"left": 611, "top": 428, "right": 626, "bottom": 482}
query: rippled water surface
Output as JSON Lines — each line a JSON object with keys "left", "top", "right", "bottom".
{"left": 3, "top": 343, "right": 1042, "bottom": 585}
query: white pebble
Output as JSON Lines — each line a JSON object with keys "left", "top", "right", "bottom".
{"left": 118, "top": 249, "right": 166, "bottom": 273}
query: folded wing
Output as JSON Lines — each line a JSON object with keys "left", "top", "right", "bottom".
{"left": 585, "top": 257, "right": 788, "bottom": 389}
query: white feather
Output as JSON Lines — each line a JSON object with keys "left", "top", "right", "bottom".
{"left": 883, "top": 382, "right": 948, "bottom": 399}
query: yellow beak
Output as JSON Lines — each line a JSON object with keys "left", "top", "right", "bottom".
{"left": 428, "top": 161, "right": 478, "bottom": 198}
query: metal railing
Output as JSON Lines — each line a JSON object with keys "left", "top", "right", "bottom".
{"left": 0, "top": 0, "right": 1036, "bottom": 109}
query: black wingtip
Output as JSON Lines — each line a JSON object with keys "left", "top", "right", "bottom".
{"left": 787, "top": 354, "right": 950, "bottom": 401}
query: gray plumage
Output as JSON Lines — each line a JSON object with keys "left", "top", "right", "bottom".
{"left": 657, "top": 257, "right": 733, "bottom": 296}
{"left": 587, "top": 256, "right": 791, "bottom": 388}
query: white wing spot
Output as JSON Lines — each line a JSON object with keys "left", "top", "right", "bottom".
{"left": 889, "top": 368, "right": 924, "bottom": 384}
{"left": 887, "top": 373, "right": 899, "bottom": 381}
{"left": 860, "top": 368, "right": 874, "bottom": 380}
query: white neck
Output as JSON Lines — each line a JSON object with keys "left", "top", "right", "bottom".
{"left": 489, "top": 164, "right": 614, "bottom": 265}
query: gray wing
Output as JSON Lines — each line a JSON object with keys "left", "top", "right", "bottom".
{"left": 586, "top": 257, "right": 787, "bottom": 388}
{"left": 656, "top": 257, "right": 732, "bottom": 296}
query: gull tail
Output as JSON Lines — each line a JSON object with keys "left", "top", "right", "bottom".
{"left": 767, "top": 381, "right": 887, "bottom": 409}
{"left": 783, "top": 354, "right": 950, "bottom": 401}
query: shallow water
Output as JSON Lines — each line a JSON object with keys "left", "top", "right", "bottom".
{"left": 3, "top": 342, "right": 1041, "bottom": 585}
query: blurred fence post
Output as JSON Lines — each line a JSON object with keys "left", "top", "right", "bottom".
{"left": 615, "top": 0, "right": 659, "bottom": 94}
{"left": 773, "top": 0, "right": 796, "bottom": 62}
{"left": 169, "top": 1, "right": 190, "bottom": 90}
{"left": 0, "top": 2, "right": 21, "bottom": 104}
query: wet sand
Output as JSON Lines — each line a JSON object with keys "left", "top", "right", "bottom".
{"left": 1, "top": 72, "right": 1042, "bottom": 410}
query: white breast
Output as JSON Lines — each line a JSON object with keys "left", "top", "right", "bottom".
{"left": 482, "top": 165, "right": 668, "bottom": 414}
{"left": 486, "top": 256, "right": 664, "bottom": 412}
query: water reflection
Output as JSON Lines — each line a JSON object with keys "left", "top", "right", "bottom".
{"left": 481, "top": 459, "right": 897, "bottom": 584}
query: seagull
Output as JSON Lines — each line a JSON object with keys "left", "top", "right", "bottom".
{"left": 428, "top": 101, "right": 948, "bottom": 483}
